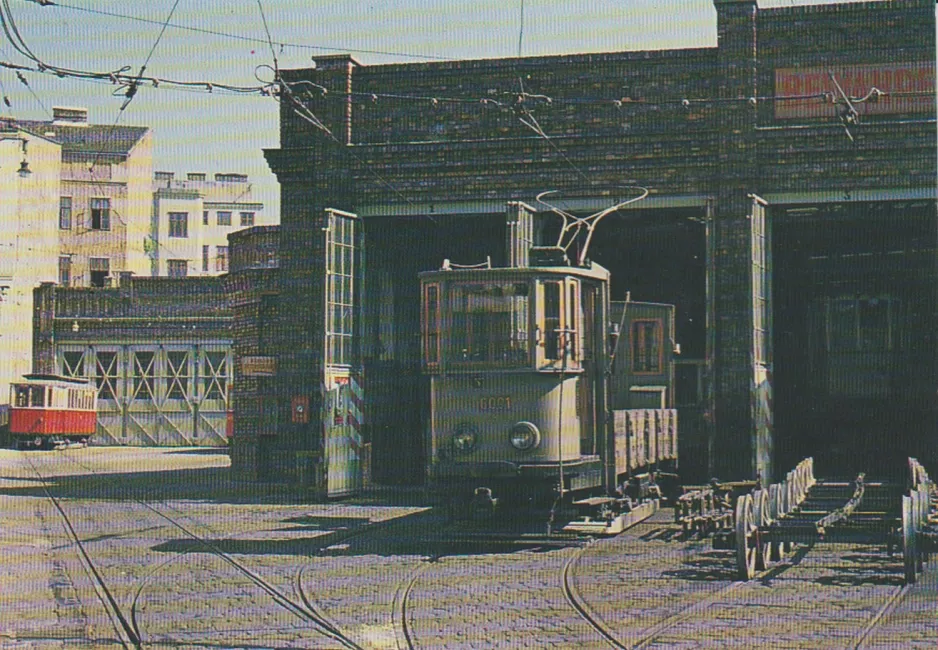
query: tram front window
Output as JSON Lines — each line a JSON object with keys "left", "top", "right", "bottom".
{"left": 450, "top": 282, "right": 529, "bottom": 366}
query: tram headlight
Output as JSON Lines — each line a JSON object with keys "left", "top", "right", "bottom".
{"left": 451, "top": 423, "right": 477, "bottom": 454}
{"left": 509, "top": 421, "right": 540, "bottom": 451}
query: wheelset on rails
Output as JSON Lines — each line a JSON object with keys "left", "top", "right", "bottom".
{"left": 731, "top": 457, "right": 937, "bottom": 584}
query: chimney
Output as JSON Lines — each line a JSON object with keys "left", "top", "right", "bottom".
{"left": 52, "top": 106, "right": 89, "bottom": 127}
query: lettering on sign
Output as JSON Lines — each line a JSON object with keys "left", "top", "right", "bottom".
{"left": 479, "top": 396, "right": 512, "bottom": 411}
{"left": 241, "top": 355, "right": 276, "bottom": 376}
{"left": 775, "top": 62, "right": 935, "bottom": 120}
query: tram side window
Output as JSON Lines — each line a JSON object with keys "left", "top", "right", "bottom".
{"left": 450, "top": 282, "right": 529, "bottom": 366}
{"left": 581, "top": 285, "right": 596, "bottom": 361}
{"left": 632, "top": 320, "right": 662, "bottom": 373}
{"left": 30, "top": 386, "right": 46, "bottom": 408}
{"left": 543, "top": 281, "right": 561, "bottom": 360}
{"left": 567, "top": 281, "right": 579, "bottom": 362}
{"left": 828, "top": 297, "right": 895, "bottom": 352}
{"left": 14, "top": 386, "right": 29, "bottom": 407}
{"left": 423, "top": 283, "right": 441, "bottom": 366}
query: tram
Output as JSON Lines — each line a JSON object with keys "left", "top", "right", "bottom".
{"left": 420, "top": 192, "right": 679, "bottom": 523}
{"left": 8, "top": 374, "right": 97, "bottom": 449}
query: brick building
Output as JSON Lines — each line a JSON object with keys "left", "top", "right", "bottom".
{"left": 247, "top": 0, "right": 935, "bottom": 487}
{"left": 33, "top": 274, "right": 232, "bottom": 446}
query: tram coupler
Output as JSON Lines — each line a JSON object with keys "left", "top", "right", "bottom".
{"left": 469, "top": 486, "right": 499, "bottom": 519}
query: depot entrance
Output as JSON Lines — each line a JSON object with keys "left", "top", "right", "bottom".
{"left": 363, "top": 203, "right": 709, "bottom": 484}
{"left": 772, "top": 200, "right": 937, "bottom": 478}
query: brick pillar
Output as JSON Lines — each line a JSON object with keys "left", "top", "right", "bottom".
{"left": 265, "top": 59, "right": 357, "bottom": 490}
{"left": 710, "top": 0, "right": 771, "bottom": 481}
{"left": 32, "top": 282, "right": 56, "bottom": 374}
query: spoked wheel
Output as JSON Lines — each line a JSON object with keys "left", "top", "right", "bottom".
{"left": 902, "top": 494, "right": 916, "bottom": 585}
{"left": 751, "top": 489, "right": 773, "bottom": 571}
{"left": 767, "top": 483, "right": 784, "bottom": 562}
{"left": 736, "top": 493, "right": 758, "bottom": 580}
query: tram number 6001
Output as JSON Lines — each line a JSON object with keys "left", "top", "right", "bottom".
{"left": 479, "top": 396, "right": 512, "bottom": 411}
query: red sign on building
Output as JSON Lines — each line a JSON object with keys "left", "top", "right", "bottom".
{"left": 775, "top": 62, "right": 935, "bottom": 120}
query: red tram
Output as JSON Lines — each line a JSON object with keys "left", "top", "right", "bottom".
{"left": 8, "top": 374, "right": 97, "bottom": 449}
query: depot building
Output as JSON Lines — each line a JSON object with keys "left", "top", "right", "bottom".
{"left": 230, "top": 0, "right": 935, "bottom": 492}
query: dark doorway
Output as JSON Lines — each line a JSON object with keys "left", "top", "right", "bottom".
{"left": 773, "top": 201, "right": 937, "bottom": 479}
{"left": 363, "top": 213, "right": 506, "bottom": 485}
{"left": 588, "top": 207, "right": 709, "bottom": 481}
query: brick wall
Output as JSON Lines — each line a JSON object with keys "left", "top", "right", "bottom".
{"left": 266, "top": 0, "right": 936, "bottom": 483}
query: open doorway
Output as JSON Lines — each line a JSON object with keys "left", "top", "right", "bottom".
{"left": 773, "top": 201, "right": 937, "bottom": 479}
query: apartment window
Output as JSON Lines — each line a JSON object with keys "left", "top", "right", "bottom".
{"left": 167, "top": 259, "right": 188, "bottom": 278}
{"left": 240, "top": 211, "right": 255, "bottom": 227}
{"left": 202, "top": 245, "right": 209, "bottom": 272}
{"left": 217, "top": 211, "right": 231, "bottom": 226}
{"left": 59, "top": 197, "right": 72, "bottom": 230}
{"left": 90, "top": 198, "right": 110, "bottom": 231}
{"left": 215, "top": 246, "right": 229, "bottom": 272}
{"left": 202, "top": 210, "right": 209, "bottom": 225}
{"left": 168, "top": 212, "right": 188, "bottom": 238}
{"left": 89, "top": 257, "right": 110, "bottom": 287}
{"left": 58, "top": 256, "right": 71, "bottom": 286}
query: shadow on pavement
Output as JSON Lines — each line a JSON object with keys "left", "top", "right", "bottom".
{"left": 661, "top": 550, "right": 738, "bottom": 582}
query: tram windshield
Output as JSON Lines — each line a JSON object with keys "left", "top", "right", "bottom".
{"left": 12, "top": 385, "right": 45, "bottom": 407}
{"left": 448, "top": 281, "right": 530, "bottom": 367}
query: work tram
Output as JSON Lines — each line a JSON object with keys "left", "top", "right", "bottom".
{"left": 7, "top": 374, "right": 97, "bottom": 449}
{"left": 420, "top": 195, "right": 679, "bottom": 528}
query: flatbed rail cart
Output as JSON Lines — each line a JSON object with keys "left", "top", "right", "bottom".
{"left": 727, "top": 457, "right": 936, "bottom": 583}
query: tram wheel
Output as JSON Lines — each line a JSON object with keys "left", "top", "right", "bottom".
{"left": 735, "top": 493, "right": 757, "bottom": 580}
{"left": 752, "top": 489, "right": 773, "bottom": 571}
{"left": 902, "top": 495, "right": 916, "bottom": 585}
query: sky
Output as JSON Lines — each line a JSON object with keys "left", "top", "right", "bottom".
{"left": 0, "top": 0, "right": 900, "bottom": 216}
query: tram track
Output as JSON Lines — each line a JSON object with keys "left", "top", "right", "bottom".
{"left": 22, "top": 452, "right": 140, "bottom": 649}
{"left": 850, "top": 583, "right": 912, "bottom": 650}
{"left": 27, "top": 449, "right": 372, "bottom": 649}
{"left": 394, "top": 560, "right": 430, "bottom": 650}
{"left": 562, "top": 541, "right": 629, "bottom": 649}
{"left": 292, "top": 507, "right": 444, "bottom": 650}
{"left": 559, "top": 516, "right": 749, "bottom": 650}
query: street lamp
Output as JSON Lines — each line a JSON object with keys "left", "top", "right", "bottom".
{"left": 0, "top": 135, "right": 31, "bottom": 177}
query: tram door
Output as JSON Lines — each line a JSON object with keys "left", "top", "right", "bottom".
{"left": 750, "top": 195, "right": 773, "bottom": 483}
{"left": 322, "top": 209, "right": 366, "bottom": 497}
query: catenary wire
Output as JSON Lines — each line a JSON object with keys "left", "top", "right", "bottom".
{"left": 33, "top": 0, "right": 454, "bottom": 61}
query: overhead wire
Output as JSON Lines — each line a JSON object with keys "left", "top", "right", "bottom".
{"left": 34, "top": 0, "right": 454, "bottom": 62}
{"left": 87, "top": 0, "right": 182, "bottom": 187}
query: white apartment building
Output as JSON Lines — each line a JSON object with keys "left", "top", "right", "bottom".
{"left": 20, "top": 107, "right": 153, "bottom": 288}
{"left": 0, "top": 122, "right": 60, "bottom": 400}
{"left": 151, "top": 172, "right": 268, "bottom": 277}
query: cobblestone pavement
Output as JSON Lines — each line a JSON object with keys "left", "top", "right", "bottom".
{"left": 1, "top": 447, "right": 936, "bottom": 649}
